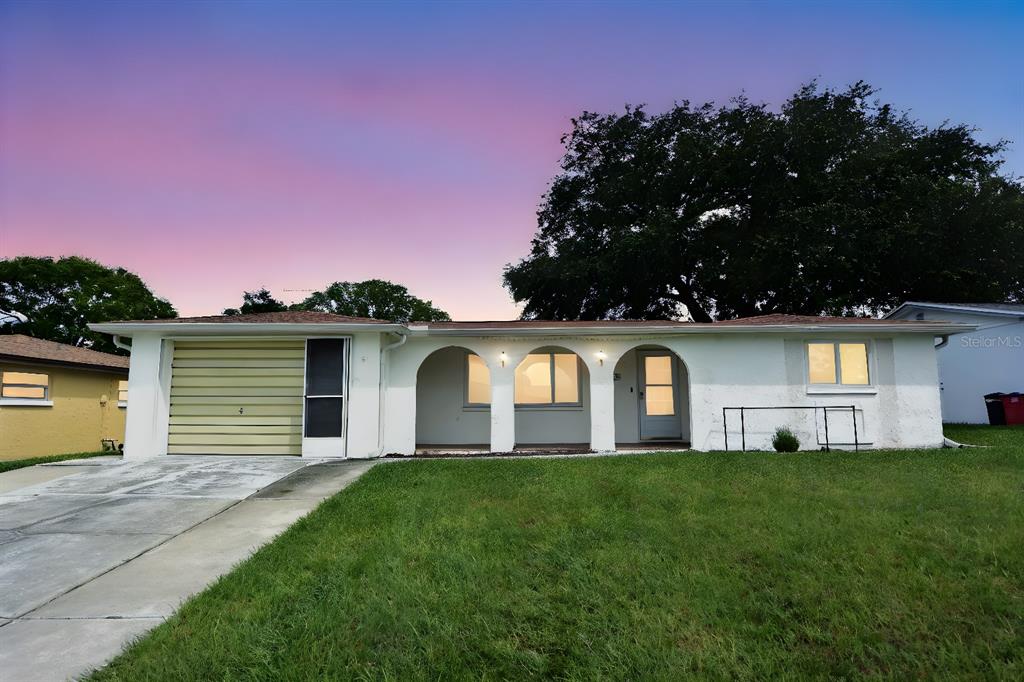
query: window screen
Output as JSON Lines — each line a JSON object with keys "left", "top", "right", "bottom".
{"left": 304, "top": 339, "right": 346, "bottom": 438}
{"left": 306, "top": 339, "right": 346, "bottom": 396}
{"left": 305, "top": 397, "right": 344, "bottom": 437}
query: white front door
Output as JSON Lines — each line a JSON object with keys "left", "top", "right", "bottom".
{"left": 638, "top": 351, "right": 682, "bottom": 440}
{"left": 302, "top": 338, "right": 348, "bottom": 457}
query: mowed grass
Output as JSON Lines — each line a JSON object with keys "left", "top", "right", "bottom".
{"left": 0, "top": 450, "right": 110, "bottom": 473}
{"left": 94, "top": 431, "right": 1023, "bottom": 680}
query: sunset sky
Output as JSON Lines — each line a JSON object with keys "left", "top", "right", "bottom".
{"left": 1, "top": 1, "right": 1021, "bottom": 320}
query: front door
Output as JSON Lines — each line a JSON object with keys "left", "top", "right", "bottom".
{"left": 638, "top": 351, "right": 682, "bottom": 440}
{"left": 302, "top": 338, "right": 348, "bottom": 457}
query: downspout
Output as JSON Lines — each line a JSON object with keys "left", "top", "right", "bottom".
{"left": 373, "top": 332, "right": 407, "bottom": 458}
{"left": 112, "top": 335, "right": 132, "bottom": 353}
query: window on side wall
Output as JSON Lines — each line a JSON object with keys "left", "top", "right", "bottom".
{"left": 118, "top": 380, "right": 128, "bottom": 407}
{"left": 1, "top": 370, "right": 51, "bottom": 402}
{"left": 807, "top": 342, "right": 870, "bottom": 386}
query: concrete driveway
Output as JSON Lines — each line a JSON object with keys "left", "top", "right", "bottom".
{"left": 0, "top": 455, "right": 375, "bottom": 681}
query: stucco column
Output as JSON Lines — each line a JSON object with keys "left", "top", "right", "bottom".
{"left": 589, "top": 364, "right": 616, "bottom": 451}
{"left": 123, "top": 334, "right": 171, "bottom": 460}
{"left": 490, "top": 365, "right": 515, "bottom": 452}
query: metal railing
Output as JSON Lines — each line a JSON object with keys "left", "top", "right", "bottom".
{"left": 722, "top": 405, "right": 859, "bottom": 452}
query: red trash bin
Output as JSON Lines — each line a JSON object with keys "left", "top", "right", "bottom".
{"left": 1002, "top": 393, "right": 1024, "bottom": 425}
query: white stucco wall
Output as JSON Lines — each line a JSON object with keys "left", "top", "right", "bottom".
{"left": 383, "top": 331, "right": 944, "bottom": 454}
{"left": 888, "top": 307, "right": 1023, "bottom": 423}
{"left": 117, "top": 326, "right": 947, "bottom": 459}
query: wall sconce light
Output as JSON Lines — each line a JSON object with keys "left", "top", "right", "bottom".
{"left": 596, "top": 350, "right": 606, "bottom": 366}
{"left": 500, "top": 351, "right": 508, "bottom": 367}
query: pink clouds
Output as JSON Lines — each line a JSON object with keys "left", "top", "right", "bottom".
{"left": 2, "top": 2, "right": 1020, "bottom": 320}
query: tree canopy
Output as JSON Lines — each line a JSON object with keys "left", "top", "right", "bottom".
{"left": 504, "top": 82, "right": 1024, "bottom": 321}
{"left": 223, "top": 288, "right": 289, "bottom": 316}
{"left": 298, "top": 279, "right": 450, "bottom": 322}
{"left": 0, "top": 256, "right": 177, "bottom": 353}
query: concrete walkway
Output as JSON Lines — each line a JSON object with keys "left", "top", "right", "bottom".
{"left": 0, "top": 456, "right": 375, "bottom": 681}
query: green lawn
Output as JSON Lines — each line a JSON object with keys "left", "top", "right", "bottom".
{"left": 94, "top": 429, "right": 1023, "bottom": 680}
{"left": 0, "top": 450, "right": 111, "bottom": 473}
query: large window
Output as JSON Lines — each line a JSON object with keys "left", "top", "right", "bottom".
{"left": 515, "top": 353, "right": 580, "bottom": 405}
{"left": 464, "top": 352, "right": 581, "bottom": 407}
{"left": 807, "top": 342, "right": 870, "bottom": 385}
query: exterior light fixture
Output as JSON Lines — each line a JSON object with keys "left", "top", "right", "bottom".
{"left": 596, "top": 350, "right": 606, "bottom": 366}
{"left": 500, "top": 352, "right": 508, "bottom": 367}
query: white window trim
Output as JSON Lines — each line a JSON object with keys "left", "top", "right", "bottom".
{"left": 0, "top": 398, "right": 54, "bottom": 407}
{"left": 804, "top": 340, "right": 876, "bottom": 395}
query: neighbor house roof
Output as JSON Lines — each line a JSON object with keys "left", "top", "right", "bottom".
{"left": 884, "top": 302, "right": 1024, "bottom": 319}
{"left": 0, "top": 334, "right": 129, "bottom": 373}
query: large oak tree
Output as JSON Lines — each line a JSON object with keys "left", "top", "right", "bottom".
{"left": 504, "top": 82, "right": 1024, "bottom": 321}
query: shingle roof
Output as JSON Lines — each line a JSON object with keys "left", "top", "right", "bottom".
{"left": 111, "top": 311, "right": 391, "bottom": 324}
{"left": 423, "top": 314, "right": 930, "bottom": 329}
{"left": 0, "top": 335, "right": 129, "bottom": 372}
{"left": 710, "top": 314, "right": 927, "bottom": 325}
{"left": 421, "top": 319, "right": 691, "bottom": 329}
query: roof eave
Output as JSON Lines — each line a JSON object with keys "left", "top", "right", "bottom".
{"left": 416, "top": 322, "right": 975, "bottom": 336}
{"left": 88, "top": 322, "right": 407, "bottom": 336}
{"left": 0, "top": 353, "right": 128, "bottom": 374}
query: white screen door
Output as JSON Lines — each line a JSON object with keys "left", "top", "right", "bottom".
{"left": 638, "top": 351, "right": 682, "bottom": 440}
{"left": 302, "top": 338, "right": 348, "bottom": 457}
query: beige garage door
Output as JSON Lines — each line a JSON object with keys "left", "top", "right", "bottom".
{"left": 168, "top": 340, "right": 304, "bottom": 455}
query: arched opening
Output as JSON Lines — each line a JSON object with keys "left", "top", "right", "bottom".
{"left": 612, "top": 345, "right": 690, "bottom": 448}
{"left": 513, "top": 346, "right": 591, "bottom": 449}
{"left": 415, "top": 346, "right": 490, "bottom": 451}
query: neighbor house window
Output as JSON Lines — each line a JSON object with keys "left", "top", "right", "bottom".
{"left": 515, "top": 353, "right": 580, "bottom": 405}
{"left": 466, "top": 354, "right": 490, "bottom": 405}
{"left": 117, "top": 380, "right": 128, "bottom": 407}
{"left": 807, "top": 342, "right": 870, "bottom": 385}
{"left": 1, "top": 371, "right": 50, "bottom": 400}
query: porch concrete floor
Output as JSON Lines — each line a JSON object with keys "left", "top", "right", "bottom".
{"left": 0, "top": 455, "right": 375, "bottom": 681}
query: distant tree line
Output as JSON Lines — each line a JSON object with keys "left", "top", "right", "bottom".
{"left": 221, "top": 281, "right": 450, "bottom": 322}
{"left": 0, "top": 256, "right": 449, "bottom": 353}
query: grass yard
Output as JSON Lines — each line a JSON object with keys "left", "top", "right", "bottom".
{"left": 94, "top": 428, "right": 1023, "bottom": 680}
{"left": 0, "top": 450, "right": 111, "bottom": 473}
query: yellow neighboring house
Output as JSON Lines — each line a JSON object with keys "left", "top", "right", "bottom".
{"left": 0, "top": 334, "right": 129, "bottom": 460}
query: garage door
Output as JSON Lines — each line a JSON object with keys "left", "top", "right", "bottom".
{"left": 168, "top": 340, "right": 304, "bottom": 455}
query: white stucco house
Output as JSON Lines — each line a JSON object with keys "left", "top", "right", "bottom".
{"left": 885, "top": 302, "right": 1023, "bottom": 423}
{"left": 89, "top": 311, "right": 972, "bottom": 460}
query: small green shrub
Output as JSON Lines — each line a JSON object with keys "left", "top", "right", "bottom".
{"left": 772, "top": 427, "right": 800, "bottom": 452}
